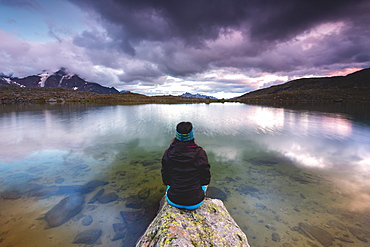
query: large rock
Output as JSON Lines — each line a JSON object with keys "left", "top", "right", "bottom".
{"left": 44, "top": 194, "right": 84, "bottom": 228}
{"left": 136, "top": 198, "right": 250, "bottom": 247}
{"left": 299, "top": 222, "right": 334, "bottom": 247}
{"left": 72, "top": 229, "right": 102, "bottom": 244}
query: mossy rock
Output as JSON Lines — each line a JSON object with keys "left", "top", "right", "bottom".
{"left": 136, "top": 198, "right": 250, "bottom": 247}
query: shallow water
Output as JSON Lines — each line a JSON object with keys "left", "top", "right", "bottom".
{"left": 0, "top": 103, "right": 370, "bottom": 247}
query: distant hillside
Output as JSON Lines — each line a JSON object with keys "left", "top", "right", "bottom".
{"left": 180, "top": 92, "right": 217, "bottom": 99}
{"left": 235, "top": 68, "right": 370, "bottom": 103}
{"left": 0, "top": 85, "right": 222, "bottom": 104}
{"left": 0, "top": 68, "right": 120, "bottom": 95}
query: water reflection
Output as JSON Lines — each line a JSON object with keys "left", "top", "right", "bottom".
{"left": 0, "top": 103, "right": 370, "bottom": 246}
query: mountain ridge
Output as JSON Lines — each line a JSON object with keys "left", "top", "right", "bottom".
{"left": 0, "top": 68, "right": 119, "bottom": 95}
{"left": 179, "top": 92, "right": 217, "bottom": 99}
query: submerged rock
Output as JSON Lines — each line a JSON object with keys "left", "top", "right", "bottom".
{"left": 98, "top": 192, "right": 119, "bottom": 204}
{"left": 113, "top": 222, "right": 127, "bottom": 232}
{"left": 72, "top": 229, "right": 102, "bottom": 244}
{"left": 80, "top": 180, "right": 109, "bottom": 194}
{"left": 112, "top": 231, "right": 126, "bottom": 241}
{"left": 88, "top": 188, "right": 105, "bottom": 204}
{"left": 136, "top": 198, "right": 250, "bottom": 247}
{"left": 348, "top": 227, "right": 368, "bottom": 243}
{"left": 207, "top": 186, "right": 228, "bottom": 201}
{"left": 272, "top": 232, "right": 281, "bottom": 242}
{"left": 81, "top": 215, "right": 93, "bottom": 226}
{"left": 44, "top": 194, "right": 84, "bottom": 228}
{"left": 239, "top": 184, "right": 259, "bottom": 195}
{"left": 138, "top": 187, "right": 151, "bottom": 199}
{"left": 328, "top": 220, "right": 346, "bottom": 230}
{"left": 1, "top": 190, "right": 22, "bottom": 200}
{"left": 256, "top": 203, "right": 266, "bottom": 210}
{"left": 299, "top": 222, "right": 334, "bottom": 247}
{"left": 120, "top": 210, "right": 142, "bottom": 222}
{"left": 126, "top": 195, "right": 142, "bottom": 209}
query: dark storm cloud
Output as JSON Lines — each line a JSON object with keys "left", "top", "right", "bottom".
{"left": 69, "top": 0, "right": 369, "bottom": 48}
{"left": 67, "top": 0, "right": 370, "bottom": 85}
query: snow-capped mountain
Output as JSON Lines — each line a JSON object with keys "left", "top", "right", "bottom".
{"left": 179, "top": 92, "right": 217, "bottom": 99}
{"left": 0, "top": 68, "right": 119, "bottom": 95}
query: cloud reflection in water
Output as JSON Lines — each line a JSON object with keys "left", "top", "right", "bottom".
{"left": 0, "top": 103, "right": 369, "bottom": 213}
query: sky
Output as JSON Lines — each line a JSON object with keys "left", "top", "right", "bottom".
{"left": 1, "top": 0, "right": 370, "bottom": 98}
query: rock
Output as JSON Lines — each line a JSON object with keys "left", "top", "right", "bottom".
{"left": 113, "top": 223, "right": 127, "bottom": 232}
{"left": 98, "top": 192, "right": 118, "bottom": 204}
{"left": 80, "top": 180, "right": 109, "bottom": 194}
{"left": 120, "top": 210, "right": 142, "bottom": 222}
{"left": 136, "top": 198, "right": 250, "bottom": 247}
{"left": 291, "top": 226, "right": 300, "bottom": 231}
{"left": 1, "top": 190, "right": 22, "bottom": 200}
{"left": 88, "top": 189, "right": 105, "bottom": 204}
{"left": 336, "top": 235, "right": 354, "bottom": 243}
{"left": 283, "top": 243, "right": 293, "bottom": 247}
{"left": 141, "top": 160, "right": 153, "bottom": 166}
{"left": 72, "top": 229, "right": 102, "bottom": 244}
{"left": 112, "top": 231, "right": 126, "bottom": 241}
{"left": 265, "top": 224, "right": 276, "bottom": 231}
{"left": 348, "top": 227, "right": 368, "bottom": 243}
{"left": 328, "top": 220, "right": 346, "bottom": 230}
{"left": 44, "top": 194, "right": 84, "bottom": 228}
{"left": 126, "top": 195, "right": 142, "bottom": 209}
{"left": 239, "top": 184, "right": 259, "bottom": 195}
{"left": 299, "top": 222, "right": 334, "bottom": 247}
{"left": 138, "top": 188, "right": 150, "bottom": 199}
{"left": 272, "top": 233, "right": 280, "bottom": 242}
{"left": 256, "top": 203, "right": 266, "bottom": 210}
{"left": 207, "top": 186, "right": 228, "bottom": 201}
{"left": 291, "top": 176, "right": 311, "bottom": 184}
{"left": 81, "top": 215, "right": 93, "bottom": 226}
{"left": 13, "top": 183, "right": 43, "bottom": 194}
{"left": 356, "top": 236, "right": 368, "bottom": 243}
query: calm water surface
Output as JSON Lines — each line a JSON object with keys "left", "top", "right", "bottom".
{"left": 0, "top": 103, "right": 369, "bottom": 247}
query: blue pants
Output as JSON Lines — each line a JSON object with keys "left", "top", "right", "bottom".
{"left": 166, "top": 185, "right": 207, "bottom": 210}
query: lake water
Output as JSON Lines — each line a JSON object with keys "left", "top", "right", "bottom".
{"left": 0, "top": 103, "right": 370, "bottom": 247}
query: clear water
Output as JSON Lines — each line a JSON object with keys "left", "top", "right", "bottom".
{"left": 0, "top": 103, "right": 369, "bottom": 247}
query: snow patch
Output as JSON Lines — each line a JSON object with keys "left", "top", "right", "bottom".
{"left": 38, "top": 73, "right": 50, "bottom": 87}
{"left": 3, "top": 77, "right": 25, "bottom": 87}
{"left": 4, "top": 78, "right": 12, "bottom": 84}
{"left": 58, "top": 75, "right": 73, "bottom": 87}
{"left": 73, "top": 87, "right": 79, "bottom": 90}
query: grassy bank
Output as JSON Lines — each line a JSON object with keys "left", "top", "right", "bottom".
{"left": 0, "top": 85, "right": 225, "bottom": 104}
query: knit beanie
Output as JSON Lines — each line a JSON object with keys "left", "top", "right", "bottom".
{"left": 175, "top": 122, "right": 194, "bottom": 141}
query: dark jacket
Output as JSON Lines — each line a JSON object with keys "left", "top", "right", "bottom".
{"left": 161, "top": 140, "right": 211, "bottom": 206}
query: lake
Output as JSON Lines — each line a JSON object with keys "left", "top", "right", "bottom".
{"left": 0, "top": 102, "right": 370, "bottom": 247}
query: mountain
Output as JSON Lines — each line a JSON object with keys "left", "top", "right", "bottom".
{"left": 235, "top": 68, "right": 370, "bottom": 103}
{"left": 180, "top": 92, "right": 217, "bottom": 99}
{"left": 0, "top": 68, "right": 119, "bottom": 95}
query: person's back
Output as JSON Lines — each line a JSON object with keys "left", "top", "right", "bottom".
{"left": 161, "top": 122, "right": 211, "bottom": 209}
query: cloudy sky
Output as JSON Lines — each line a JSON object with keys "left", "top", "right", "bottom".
{"left": 1, "top": 0, "right": 370, "bottom": 98}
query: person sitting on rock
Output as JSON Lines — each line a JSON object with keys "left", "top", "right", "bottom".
{"left": 161, "top": 121, "right": 211, "bottom": 210}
